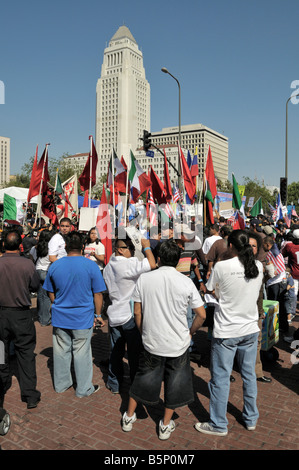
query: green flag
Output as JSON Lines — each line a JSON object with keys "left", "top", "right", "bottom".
{"left": 3, "top": 193, "right": 24, "bottom": 223}
{"left": 250, "top": 197, "right": 262, "bottom": 217}
{"left": 232, "top": 174, "right": 242, "bottom": 210}
{"left": 55, "top": 171, "right": 63, "bottom": 194}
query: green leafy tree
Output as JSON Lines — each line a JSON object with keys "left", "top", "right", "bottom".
{"left": 287, "top": 181, "right": 299, "bottom": 214}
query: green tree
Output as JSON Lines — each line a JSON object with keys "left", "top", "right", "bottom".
{"left": 287, "top": 181, "right": 299, "bottom": 214}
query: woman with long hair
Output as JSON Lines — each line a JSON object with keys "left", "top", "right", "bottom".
{"left": 195, "top": 230, "right": 263, "bottom": 437}
{"left": 83, "top": 227, "right": 105, "bottom": 272}
{"left": 35, "top": 230, "right": 54, "bottom": 326}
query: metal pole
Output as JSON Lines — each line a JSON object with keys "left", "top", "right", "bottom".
{"left": 161, "top": 67, "right": 182, "bottom": 190}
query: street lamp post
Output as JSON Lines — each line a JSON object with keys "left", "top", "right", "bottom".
{"left": 161, "top": 67, "right": 182, "bottom": 190}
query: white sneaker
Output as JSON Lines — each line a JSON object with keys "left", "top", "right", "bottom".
{"left": 159, "top": 419, "right": 176, "bottom": 440}
{"left": 194, "top": 422, "right": 228, "bottom": 436}
{"left": 122, "top": 412, "right": 137, "bottom": 432}
{"left": 0, "top": 412, "right": 11, "bottom": 436}
{"left": 246, "top": 424, "right": 256, "bottom": 431}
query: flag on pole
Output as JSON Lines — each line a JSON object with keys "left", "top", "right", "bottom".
{"left": 128, "top": 151, "right": 151, "bottom": 202}
{"left": 250, "top": 197, "right": 262, "bottom": 217}
{"left": 41, "top": 185, "right": 58, "bottom": 226}
{"left": 232, "top": 173, "right": 243, "bottom": 211}
{"left": 204, "top": 146, "right": 217, "bottom": 223}
{"left": 163, "top": 147, "right": 172, "bottom": 202}
{"left": 62, "top": 174, "right": 78, "bottom": 218}
{"left": 107, "top": 149, "right": 127, "bottom": 193}
{"left": 179, "top": 144, "right": 196, "bottom": 203}
{"left": 172, "top": 186, "right": 181, "bottom": 203}
{"left": 78, "top": 136, "right": 98, "bottom": 191}
{"left": 231, "top": 173, "right": 245, "bottom": 229}
{"left": 147, "top": 189, "right": 158, "bottom": 227}
{"left": 275, "top": 193, "right": 283, "bottom": 223}
{"left": 190, "top": 148, "right": 199, "bottom": 190}
{"left": 3, "top": 193, "right": 25, "bottom": 223}
{"left": 27, "top": 145, "right": 39, "bottom": 203}
{"left": 268, "top": 202, "right": 277, "bottom": 221}
{"left": 96, "top": 184, "right": 113, "bottom": 265}
{"left": 55, "top": 171, "right": 73, "bottom": 210}
{"left": 149, "top": 166, "right": 167, "bottom": 204}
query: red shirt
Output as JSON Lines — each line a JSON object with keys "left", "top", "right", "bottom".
{"left": 281, "top": 242, "right": 299, "bottom": 280}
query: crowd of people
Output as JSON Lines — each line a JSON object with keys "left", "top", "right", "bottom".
{"left": 0, "top": 209, "right": 298, "bottom": 440}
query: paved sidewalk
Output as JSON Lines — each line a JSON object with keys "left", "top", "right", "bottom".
{"left": 0, "top": 301, "right": 298, "bottom": 452}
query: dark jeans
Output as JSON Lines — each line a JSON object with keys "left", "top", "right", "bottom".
{"left": 107, "top": 317, "right": 142, "bottom": 392}
{"left": 0, "top": 308, "right": 40, "bottom": 405}
{"left": 267, "top": 282, "right": 289, "bottom": 332}
{"left": 129, "top": 348, "right": 194, "bottom": 409}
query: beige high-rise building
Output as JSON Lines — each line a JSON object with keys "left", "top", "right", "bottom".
{"left": 0, "top": 136, "right": 10, "bottom": 186}
{"left": 150, "top": 124, "right": 228, "bottom": 183}
{"left": 95, "top": 25, "right": 150, "bottom": 180}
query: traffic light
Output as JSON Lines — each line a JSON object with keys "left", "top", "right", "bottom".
{"left": 143, "top": 130, "right": 152, "bottom": 152}
{"left": 280, "top": 177, "right": 288, "bottom": 205}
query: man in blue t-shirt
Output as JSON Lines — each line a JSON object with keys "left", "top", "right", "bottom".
{"left": 43, "top": 232, "right": 106, "bottom": 398}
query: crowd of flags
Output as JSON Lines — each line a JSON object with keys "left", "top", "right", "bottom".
{"left": 4, "top": 134, "right": 298, "bottom": 254}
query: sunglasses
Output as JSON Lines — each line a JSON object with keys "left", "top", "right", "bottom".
{"left": 118, "top": 244, "right": 135, "bottom": 251}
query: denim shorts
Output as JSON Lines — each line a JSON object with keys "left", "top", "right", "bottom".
{"left": 129, "top": 348, "right": 194, "bottom": 409}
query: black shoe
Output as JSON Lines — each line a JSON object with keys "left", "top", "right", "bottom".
{"left": 257, "top": 376, "right": 272, "bottom": 383}
{"left": 27, "top": 398, "right": 40, "bottom": 409}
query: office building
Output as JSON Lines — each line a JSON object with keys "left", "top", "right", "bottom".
{"left": 150, "top": 124, "right": 228, "bottom": 183}
{"left": 0, "top": 136, "right": 10, "bottom": 186}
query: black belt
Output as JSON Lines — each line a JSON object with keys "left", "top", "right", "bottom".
{"left": 0, "top": 306, "right": 30, "bottom": 311}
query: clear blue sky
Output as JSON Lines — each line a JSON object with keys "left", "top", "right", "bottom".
{"left": 1, "top": 0, "right": 299, "bottom": 186}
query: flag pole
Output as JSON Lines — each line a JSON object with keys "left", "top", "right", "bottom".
{"left": 112, "top": 149, "right": 116, "bottom": 229}
{"left": 124, "top": 153, "right": 130, "bottom": 227}
{"left": 36, "top": 143, "right": 50, "bottom": 225}
{"left": 88, "top": 136, "right": 93, "bottom": 208}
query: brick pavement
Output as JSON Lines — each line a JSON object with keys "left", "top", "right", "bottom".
{"left": 0, "top": 300, "right": 298, "bottom": 452}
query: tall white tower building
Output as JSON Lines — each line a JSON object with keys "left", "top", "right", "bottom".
{"left": 95, "top": 26, "right": 150, "bottom": 178}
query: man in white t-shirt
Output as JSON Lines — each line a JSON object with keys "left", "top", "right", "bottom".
{"left": 103, "top": 235, "right": 156, "bottom": 394}
{"left": 202, "top": 223, "right": 222, "bottom": 255}
{"left": 121, "top": 240, "right": 206, "bottom": 441}
{"left": 48, "top": 218, "right": 72, "bottom": 263}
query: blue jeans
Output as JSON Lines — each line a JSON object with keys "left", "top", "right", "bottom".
{"left": 37, "top": 270, "right": 52, "bottom": 326}
{"left": 208, "top": 332, "right": 259, "bottom": 432}
{"left": 53, "top": 327, "right": 95, "bottom": 397}
{"left": 107, "top": 317, "right": 142, "bottom": 393}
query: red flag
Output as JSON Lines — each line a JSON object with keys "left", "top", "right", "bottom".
{"left": 83, "top": 190, "right": 89, "bottom": 207}
{"left": 41, "top": 185, "right": 58, "bottom": 227}
{"left": 204, "top": 146, "right": 217, "bottom": 224}
{"left": 178, "top": 144, "right": 196, "bottom": 203}
{"left": 27, "top": 144, "right": 50, "bottom": 202}
{"left": 120, "top": 156, "right": 127, "bottom": 170}
{"left": 96, "top": 184, "right": 113, "bottom": 265}
{"left": 163, "top": 147, "right": 172, "bottom": 202}
{"left": 27, "top": 145, "right": 39, "bottom": 203}
{"left": 78, "top": 136, "right": 98, "bottom": 191}
{"left": 149, "top": 166, "right": 167, "bottom": 204}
